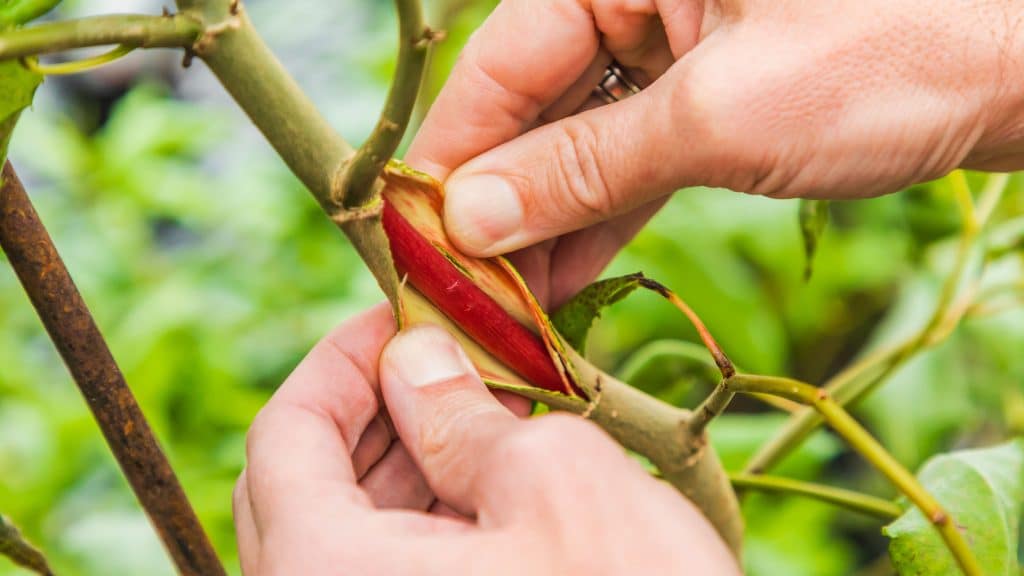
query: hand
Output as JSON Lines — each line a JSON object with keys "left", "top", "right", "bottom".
{"left": 234, "top": 305, "right": 737, "bottom": 575}
{"left": 408, "top": 0, "right": 1024, "bottom": 305}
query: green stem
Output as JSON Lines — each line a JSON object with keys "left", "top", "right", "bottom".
{"left": 0, "top": 14, "right": 202, "bottom": 60}
{"left": 725, "top": 373, "right": 982, "bottom": 576}
{"left": 728, "top": 473, "right": 901, "bottom": 520}
{"left": 187, "top": 5, "right": 352, "bottom": 208}
{"left": 745, "top": 171, "right": 1010, "bottom": 474}
{"left": 334, "top": 0, "right": 433, "bottom": 208}
{"left": 23, "top": 44, "right": 134, "bottom": 75}
{"left": 688, "top": 379, "right": 734, "bottom": 436}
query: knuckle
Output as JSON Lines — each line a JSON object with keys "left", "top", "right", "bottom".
{"left": 549, "top": 120, "right": 616, "bottom": 220}
{"left": 419, "top": 394, "right": 505, "bottom": 472}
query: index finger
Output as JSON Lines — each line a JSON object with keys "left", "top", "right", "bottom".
{"left": 245, "top": 303, "right": 396, "bottom": 528}
{"left": 406, "top": 0, "right": 600, "bottom": 178}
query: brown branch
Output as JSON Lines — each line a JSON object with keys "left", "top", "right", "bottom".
{"left": 0, "top": 163, "right": 225, "bottom": 576}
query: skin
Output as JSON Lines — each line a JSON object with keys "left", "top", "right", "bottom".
{"left": 235, "top": 305, "right": 737, "bottom": 574}
{"left": 240, "top": 0, "right": 1024, "bottom": 571}
{"left": 407, "top": 0, "right": 1024, "bottom": 308}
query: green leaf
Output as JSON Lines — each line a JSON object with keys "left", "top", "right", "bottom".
{"left": 883, "top": 438, "right": 1024, "bottom": 575}
{"left": 551, "top": 273, "right": 645, "bottom": 351}
{"left": 799, "top": 199, "right": 829, "bottom": 280}
{"left": 0, "top": 514, "right": 53, "bottom": 575}
{"left": 0, "top": 0, "right": 60, "bottom": 28}
{"left": 0, "top": 59, "right": 43, "bottom": 162}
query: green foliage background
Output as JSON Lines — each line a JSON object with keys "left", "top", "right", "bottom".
{"left": 1, "top": 0, "right": 1023, "bottom": 574}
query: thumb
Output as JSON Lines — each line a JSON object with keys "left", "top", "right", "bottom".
{"left": 379, "top": 324, "right": 520, "bottom": 517}
{"left": 441, "top": 82, "right": 700, "bottom": 257}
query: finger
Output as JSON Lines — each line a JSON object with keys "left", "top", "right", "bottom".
{"left": 378, "top": 324, "right": 520, "bottom": 517}
{"left": 429, "top": 500, "right": 467, "bottom": 521}
{"left": 233, "top": 471, "right": 260, "bottom": 576}
{"left": 406, "top": 0, "right": 601, "bottom": 179}
{"left": 352, "top": 415, "right": 393, "bottom": 479}
{"left": 593, "top": 0, "right": 676, "bottom": 81}
{"left": 539, "top": 49, "right": 613, "bottom": 123}
{"left": 442, "top": 74, "right": 703, "bottom": 256}
{"left": 361, "top": 443, "right": 435, "bottom": 510}
{"left": 245, "top": 304, "right": 395, "bottom": 529}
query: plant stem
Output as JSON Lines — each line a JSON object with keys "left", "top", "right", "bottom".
{"left": 0, "top": 14, "right": 202, "bottom": 60}
{"left": 728, "top": 473, "right": 902, "bottom": 520}
{"left": 688, "top": 379, "right": 735, "bottom": 435}
{"left": 334, "top": 0, "right": 433, "bottom": 208}
{"left": 745, "top": 171, "right": 1010, "bottom": 474}
{"left": 725, "top": 373, "right": 982, "bottom": 576}
{"left": 0, "top": 163, "right": 225, "bottom": 576}
{"left": 22, "top": 44, "right": 134, "bottom": 75}
{"left": 0, "top": 514, "right": 52, "bottom": 576}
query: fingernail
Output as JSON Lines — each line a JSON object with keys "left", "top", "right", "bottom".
{"left": 385, "top": 324, "right": 476, "bottom": 388}
{"left": 445, "top": 174, "right": 522, "bottom": 255}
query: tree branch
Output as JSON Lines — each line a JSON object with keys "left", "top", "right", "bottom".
{"left": 334, "top": 0, "right": 434, "bottom": 208}
{"left": 0, "top": 14, "right": 202, "bottom": 60}
{"left": 728, "top": 473, "right": 902, "bottom": 520}
{"left": 0, "top": 514, "right": 53, "bottom": 576}
{"left": 0, "top": 163, "right": 225, "bottom": 576}
{"left": 724, "top": 373, "right": 981, "bottom": 576}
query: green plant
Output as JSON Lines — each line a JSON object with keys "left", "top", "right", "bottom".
{"left": 1, "top": 0, "right": 1022, "bottom": 574}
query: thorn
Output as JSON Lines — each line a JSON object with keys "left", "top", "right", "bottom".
{"left": 931, "top": 511, "right": 949, "bottom": 525}
{"left": 162, "top": 6, "right": 171, "bottom": 17}
{"left": 181, "top": 50, "right": 194, "bottom": 68}
{"left": 230, "top": 0, "right": 240, "bottom": 15}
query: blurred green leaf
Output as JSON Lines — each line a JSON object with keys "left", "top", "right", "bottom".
{"left": 615, "top": 339, "right": 720, "bottom": 407}
{"left": 883, "top": 438, "right": 1024, "bottom": 575}
{"left": 552, "top": 273, "right": 644, "bottom": 351}
{"left": 799, "top": 199, "right": 829, "bottom": 280}
{"left": 0, "top": 60, "right": 42, "bottom": 162}
{"left": 0, "top": 0, "right": 60, "bottom": 27}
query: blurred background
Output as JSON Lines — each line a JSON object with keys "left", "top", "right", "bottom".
{"left": 1, "top": 0, "right": 1022, "bottom": 574}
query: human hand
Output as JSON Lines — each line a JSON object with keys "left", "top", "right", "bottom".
{"left": 235, "top": 305, "right": 737, "bottom": 575}
{"left": 408, "top": 0, "right": 1024, "bottom": 305}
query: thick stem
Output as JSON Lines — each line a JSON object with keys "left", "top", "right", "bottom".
{"left": 728, "top": 473, "right": 901, "bottom": 520}
{"left": 569, "top": 351, "right": 744, "bottom": 555}
{"left": 725, "top": 373, "right": 981, "bottom": 576}
{"left": 0, "top": 163, "right": 225, "bottom": 576}
{"left": 334, "top": 0, "right": 432, "bottom": 208}
{"left": 0, "top": 14, "right": 202, "bottom": 60}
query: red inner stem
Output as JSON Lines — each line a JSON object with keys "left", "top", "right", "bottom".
{"left": 382, "top": 201, "right": 566, "bottom": 393}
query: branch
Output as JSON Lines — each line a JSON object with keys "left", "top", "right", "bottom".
{"left": 0, "top": 14, "right": 202, "bottom": 60}
{"left": 0, "top": 163, "right": 225, "bottom": 576}
{"left": 334, "top": 0, "right": 434, "bottom": 208}
{"left": 727, "top": 473, "right": 902, "bottom": 520}
{"left": 745, "top": 171, "right": 1010, "bottom": 474}
{"left": 0, "top": 515, "right": 53, "bottom": 576}
{"left": 724, "top": 373, "right": 982, "bottom": 576}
